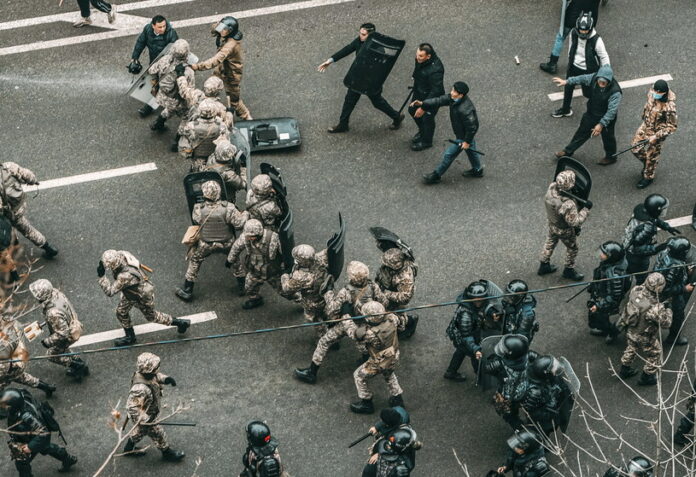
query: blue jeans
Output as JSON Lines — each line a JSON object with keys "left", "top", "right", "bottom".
{"left": 434, "top": 140, "right": 481, "bottom": 177}
{"left": 551, "top": 27, "right": 572, "bottom": 58}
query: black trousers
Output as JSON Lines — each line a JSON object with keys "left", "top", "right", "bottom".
{"left": 77, "top": 0, "right": 112, "bottom": 17}
{"left": 564, "top": 112, "right": 617, "bottom": 157}
{"left": 668, "top": 296, "right": 687, "bottom": 339}
{"left": 339, "top": 89, "right": 399, "bottom": 125}
{"left": 561, "top": 64, "right": 591, "bottom": 112}
{"left": 626, "top": 253, "right": 651, "bottom": 285}
{"left": 446, "top": 346, "right": 479, "bottom": 374}
{"left": 408, "top": 103, "right": 437, "bottom": 144}
{"left": 14, "top": 442, "right": 69, "bottom": 477}
{"left": 588, "top": 309, "right": 619, "bottom": 336}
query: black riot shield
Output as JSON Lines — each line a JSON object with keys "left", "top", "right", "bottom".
{"left": 0, "top": 216, "right": 12, "bottom": 251}
{"left": 477, "top": 334, "right": 504, "bottom": 390}
{"left": 555, "top": 156, "right": 592, "bottom": 205}
{"left": 368, "top": 226, "right": 415, "bottom": 262}
{"left": 235, "top": 118, "right": 301, "bottom": 152}
{"left": 343, "top": 32, "right": 406, "bottom": 96}
{"left": 229, "top": 126, "right": 251, "bottom": 181}
{"left": 327, "top": 213, "right": 347, "bottom": 280}
{"left": 183, "top": 171, "right": 228, "bottom": 223}
{"left": 556, "top": 356, "right": 580, "bottom": 432}
{"left": 278, "top": 209, "right": 295, "bottom": 273}
{"left": 259, "top": 162, "right": 289, "bottom": 217}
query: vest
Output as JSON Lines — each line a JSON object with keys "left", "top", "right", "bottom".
{"left": 544, "top": 188, "right": 571, "bottom": 229}
{"left": 587, "top": 77, "right": 622, "bottom": 118}
{"left": 199, "top": 201, "right": 234, "bottom": 243}
{"left": 44, "top": 291, "right": 83, "bottom": 341}
{"left": 347, "top": 282, "right": 378, "bottom": 313}
{"left": 191, "top": 120, "right": 220, "bottom": 158}
{"left": 568, "top": 31, "right": 600, "bottom": 72}
{"left": 0, "top": 166, "right": 25, "bottom": 210}
{"left": 131, "top": 372, "right": 162, "bottom": 417}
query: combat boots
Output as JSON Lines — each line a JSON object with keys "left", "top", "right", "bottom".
{"left": 399, "top": 315, "right": 419, "bottom": 339}
{"left": 123, "top": 438, "right": 146, "bottom": 457}
{"left": 172, "top": 318, "right": 191, "bottom": 334}
{"left": 161, "top": 447, "right": 185, "bottom": 462}
{"left": 57, "top": 454, "right": 78, "bottom": 473}
{"left": 41, "top": 243, "right": 59, "bottom": 259}
{"left": 638, "top": 372, "right": 657, "bottom": 386}
{"left": 175, "top": 280, "right": 195, "bottom": 302}
{"left": 138, "top": 104, "right": 154, "bottom": 117}
{"left": 618, "top": 365, "right": 638, "bottom": 379}
{"left": 115, "top": 327, "right": 136, "bottom": 347}
{"left": 294, "top": 362, "right": 319, "bottom": 384}
{"left": 388, "top": 394, "right": 405, "bottom": 408}
{"left": 674, "top": 420, "right": 692, "bottom": 447}
{"left": 242, "top": 296, "right": 264, "bottom": 310}
{"left": 444, "top": 371, "right": 467, "bottom": 382}
{"left": 537, "top": 262, "right": 557, "bottom": 275}
{"left": 37, "top": 380, "right": 56, "bottom": 398}
{"left": 66, "top": 358, "right": 89, "bottom": 380}
{"left": 562, "top": 267, "right": 584, "bottom": 281}
{"left": 539, "top": 55, "right": 559, "bottom": 74}
{"left": 350, "top": 398, "right": 374, "bottom": 414}
{"left": 150, "top": 115, "right": 167, "bottom": 131}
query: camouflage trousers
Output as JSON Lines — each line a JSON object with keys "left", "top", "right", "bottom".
{"left": 116, "top": 295, "right": 173, "bottom": 329}
{"left": 220, "top": 81, "right": 251, "bottom": 120}
{"left": 46, "top": 338, "right": 76, "bottom": 368}
{"left": 0, "top": 364, "right": 40, "bottom": 393}
{"left": 301, "top": 299, "right": 328, "bottom": 337}
{"left": 185, "top": 240, "right": 233, "bottom": 282}
{"left": 245, "top": 271, "right": 282, "bottom": 300}
{"left": 632, "top": 129, "right": 665, "bottom": 180}
{"left": 311, "top": 320, "right": 367, "bottom": 366}
{"left": 621, "top": 334, "right": 662, "bottom": 375}
{"left": 156, "top": 93, "right": 188, "bottom": 120}
{"left": 130, "top": 422, "right": 169, "bottom": 450}
{"left": 539, "top": 225, "right": 578, "bottom": 268}
{"left": 12, "top": 214, "right": 46, "bottom": 247}
{"left": 353, "top": 352, "right": 402, "bottom": 400}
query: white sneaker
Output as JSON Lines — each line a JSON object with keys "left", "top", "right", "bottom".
{"left": 107, "top": 4, "right": 117, "bottom": 24}
{"left": 73, "top": 17, "right": 92, "bottom": 28}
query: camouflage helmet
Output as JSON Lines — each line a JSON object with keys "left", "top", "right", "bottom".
{"left": 198, "top": 98, "right": 218, "bottom": 119}
{"left": 243, "top": 219, "right": 264, "bottom": 238}
{"left": 29, "top": 279, "right": 54, "bottom": 302}
{"left": 362, "top": 300, "right": 386, "bottom": 325}
{"left": 203, "top": 76, "right": 224, "bottom": 97}
{"left": 347, "top": 261, "right": 369, "bottom": 286}
{"left": 555, "top": 170, "right": 576, "bottom": 191}
{"left": 381, "top": 248, "right": 405, "bottom": 270}
{"left": 136, "top": 352, "right": 161, "bottom": 374}
{"left": 250, "top": 174, "right": 273, "bottom": 197}
{"left": 643, "top": 272, "right": 666, "bottom": 293}
{"left": 214, "top": 140, "right": 237, "bottom": 163}
{"left": 101, "top": 250, "right": 124, "bottom": 270}
{"left": 201, "top": 181, "right": 221, "bottom": 201}
{"left": 292, "top": 244, "right": 316, "bottom": 267}
{"left": 170, "top": 39, "right": 190, "bottom": 60}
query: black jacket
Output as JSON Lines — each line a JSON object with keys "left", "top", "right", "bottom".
{"left": 411, "top": 53, "right": 445, "bottom": 101}
{"left": 330, "top": 37, "right": 364, "bottom": 63}
{"left": 422, "top": 95, "right": 479, "bottom": 143}
{"left": 131, "top": 21, "right": 179, "bottom": 63}
{"left": 564, "top": 0, "right": 600, "bottom": 29}
{"left": 588, "top": 259, "right": 629, "bottom": 313}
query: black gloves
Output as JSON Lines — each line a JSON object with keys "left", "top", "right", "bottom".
{"left": 339, "top": 302, "right": 354, "bottom": 316}
{"left": 163, "top": 376, "right": 177, "bottom": 386}
{"left": 174, "top": 64, "right": 186, "bottom": 78}
{"left": 127, "top": 60, "right": 142, "bottom": 75}
{"left": 224, "top": 260, "right": 233, "bottom": 269}
{"left": 97, "top": 261, "right": 105, "bottom": 277}
{"left": 41, "top": 338, "right": 50, "bottom": 349}
{"left": 584, "top": 199, "right": 593, "bottom": 210}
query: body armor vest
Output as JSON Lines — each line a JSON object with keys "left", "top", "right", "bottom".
{"left": 0, "top": 166, "right": 25, "bottom": 209}
{"left": 545, "top": 189, "right": 570, "bottom": 229}
{"left": 44, "top": 291, "right": 82, "bottom": 341}
{"left": 199, "top": 201, "right": 234, "bottom": 243}
{"left": 246, "top": 230, "right": 274, "bottom": 271}
{"left": 131, "top": 373, "right": 162, "bottom": 418}
{"left": 191, "top": 120, "right": 220, "bottom": 158}
{"left": 347, "top": 282, "right": 378, "bottom": 313}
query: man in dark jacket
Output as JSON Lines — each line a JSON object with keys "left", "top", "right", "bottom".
{"left": 417, "top": 81, "right": 482, "bottom": 184}
{"left": 318, "top": 23, "right": 404, "bottom": 133}
{"left": 554, "top": 64, "right": 621, "bottom": 164}
{"left": 587, "top": 241, "right": 630, "bottom": 344}
{"left": 407, "top": 43, "right": 445, "bottom": 151}
{"left": 540, "top": 0, "right": 601, "bottom": 74}
{"left": 128, "top": 15, "right": 179, "bottom": 117}
{"left": 653, "top": 237, "right": 693, "bottom": 346}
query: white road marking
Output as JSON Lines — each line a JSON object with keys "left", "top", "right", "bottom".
{"left": 547, "top": 74, "right": 673, "bottom": 101}
{"left": 70, "top": 311, "right": 218, "bottom": 348}
{"left": 22, "top": 163, "right": 157, "bottom": 192}
{"left": 666, "top": 215, "right": 694, "bottom": 228}
{"left": 0, "top": 0, "right": 356, "bottom": 57}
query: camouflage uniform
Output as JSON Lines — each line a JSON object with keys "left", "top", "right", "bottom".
{"left": 632, "top": 90, "right": 678, "bottom": 180}
{"left": 194, "top": 24, "right": 251, "bottom": 120}
{"left": 176, "top": 75, "right": 233, "bottom": 131}
{"left": 178, "top": 99, "right": 229, "bottom": 171}
{"left": 539, "top": 171, "right": 590, "bottom": 268}
{"left": 375, "top": 249, "right": 416, "bottom": 332}
{"left": 618, "top": 273, "right": 672, "bottom": 375}
{"left": 246, "top": 175, "right": 283, "bottom": 230}
{"left": 98, "top": 250, "right": 173, "bottom": 329}
{"left": 148, "top": 40, "right": 195, "bottom": 120}
{"left": 126, "top": 353, "right": 170, "bottom": 451}
{"left": 0, "top": 162, "right": 45, "bottom": 247}
{"left": 0, "top": 320, "right": 41, "bottom": 393}
{"left": 199, "top": 140, "right": 247, "bottom": 202}
{"left": 280, "top": 245, "right": 330, "bottom": 334}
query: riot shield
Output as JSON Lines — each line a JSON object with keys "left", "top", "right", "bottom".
{"left": 343, "top": 32, "right": 406, "bottom": 96}
{"left": 0, "top": 216, "right": 12, "bottom": 251}
{"left": 555, "top": 156, "right": 592, "bottom": 204}
{"left": 229, "top": 126, "right": 252, "bottom": 187}
{"left": 259, "top": 162, "right": 289, "bottom": 217}
{"left": 183, "top": 171, "right": 227, "bottom": 222}
{"left": 327, "top": 213, "right": 347, "bottom": 280}
{"left": 235, "top": 118, "right": 301, "bottom": 152}
{"left": 477, "top": 334, "right": 504, "bottom": 390}
{"left": 368, "top": 226, "right": 415, "bottom": 262}
{"left": 278, "top": 208, "right": 295, "bottom": 273}
{"left": 556, "top": 356, "right": 580, "bottom": 433}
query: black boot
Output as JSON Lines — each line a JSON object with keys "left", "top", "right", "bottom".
{"left": 172, "top": 318, "right": 191, "bottom": 334}
{"left": 294, "top": 362, "right": 319, "bottom": 384}
{"left": 443, "top": 371, "right": 467, "bottom": 382}
{"left": 150, "top": 115, "right": 167, "bottom": 131}
{"left": 674, "top": 431, "right": 690, "bottom": 447}
{"left": 636, "top": 178, "right": 653, "bottom": 189}
{"left": 41, "top": 242, "right": 59, "bottom": 259}
{"left": 422, "top": 172, "right": 441, "bottom": 185}
{"left": 618, "top": 365, "right": 638, "bottom": 379}
{"left": 399, "top": 315, "right": 419, "bottom": 339}
{"left": 138, "top": 104, "right": 154, "bottom": 117}
{"left": 674, "top": 420, "right": 692, "bottom": 447}
{"left": 114, "top": 327, "right": 136, "bottom": 347}
{"left": 123, "top": 438, "right": 146, "bottom": 457}
{"left": 242, "top": 296, "right": 264, "bottom": 310}
{"left": 37, "top": 380, "right": 56, "bottom": 398}
{"left": 57, "top": 454, "right": 78, "bottom": 473}
{"left": 665, "top": 332, "right": 689, "bottom": 346}
{"left": 605, "top": 325, "right": 619, "bottom": 345}
{"left": 161, "top": 447, "right": 185, "bottom": 462}
{"left": 411, "top": 132, "right": 422, "bottom": 144}
{"left": 8, "top": 269, "right": 20, "bottom": 283}
{"left": 236, "top": 276, "right": 246, "bottom": 296}
{"left": 350, "top": 398, "right": 374, "bottom": 414}
{"left": 388, "top": 394, "right": 405, "bottom": 408}
{"left": 637, "top": 372, "right": 657, "bottom": 386}
{"left": 537, "top": 262, "right": 557, "bottom": 275}
{"left": 66, "top": 359, "right": 89, "bottom": 381}
{"left": 327, "top": 122, "right": 349, "bottom": 133}
{"left": 539, "top": 55, "right": 559, "bottom": 74}
{"left": 562, "top": 267, "right": 584, "bottom": 281}
{"left": 389, "top": 113, "right": 405, "bottom": 130}
{"left": 175, "top": 280, "right": 194, "bottom": 302}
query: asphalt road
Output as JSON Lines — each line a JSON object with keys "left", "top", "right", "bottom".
{"left": 1, "top": 0, "right": 695, "bottom": 475}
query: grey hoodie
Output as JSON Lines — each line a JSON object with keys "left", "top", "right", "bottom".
{"left": 567, "top": 64, "right": 622, "bottom": 126}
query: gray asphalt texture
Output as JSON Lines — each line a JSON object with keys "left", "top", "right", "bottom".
{"left": 1, "top": 0, "right": 696, "bottom": 475}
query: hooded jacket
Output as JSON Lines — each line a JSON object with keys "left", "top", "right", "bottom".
{"left": 567, "top": 64, "right": 622, "bottom": 126}
{"left": 131, "top": 20, "right": 179, "bottom": 63}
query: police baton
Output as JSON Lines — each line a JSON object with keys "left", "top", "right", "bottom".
{"left": 565, "top": 284, "right": 590, "bottom": 303}
{"left": 397, "top": 87, "right": 414, "bottom": 116}
{"left": 610, "top": 139, "right": 649, "bottom": 159}
{"left": 156, "top": 422, "right": 197, "bottom": 427}
{"left": 348, "top": 431, "right": 373, "bottom": 448}
{"left": 447, "top": 139, "right": 485, "bottom": 156}
{"left": 559, "top": 190, "right": 592, "bottom": 209}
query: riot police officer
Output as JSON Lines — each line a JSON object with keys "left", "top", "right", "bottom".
{"left": 502, "top": 280, "right": 539, "bottom": 344}
{"left": 363, "top": 428, "right": 420, "bottom": 477}
{"left": 495, "top": 430, "right": 549, "bottom": 476}
{"left": 522, "top": 355, "right": 574, "bottom": 436}
{"left": 603, "top": 455, "right": 653, "bottom": 477}
{"left": 587, "top": 241, "right": 630, "bottom": 344}
{"left": 239, "top": 421, "right": 289, "bottom": 477}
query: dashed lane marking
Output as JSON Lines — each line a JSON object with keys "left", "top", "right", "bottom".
{"left": 22, "top": 163, "right": 157, "bottom": 192}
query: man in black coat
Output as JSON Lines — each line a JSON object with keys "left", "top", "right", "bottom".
{"left": 317, "top": 23, "right": 404, "bottom": 133}
{"left": 415, "top": 82, "right": 482, "bottom": 184}
{"left": 407, "top": 43, "right": 445, "bottom": 151}
{"left": 128, "top": 15, "right": 179, "bottom": 117}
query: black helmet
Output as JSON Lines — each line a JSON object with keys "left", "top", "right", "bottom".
{"left": 385, "top": 428, "right": 416, "bottom": 454}
{"left": 507, "top": 430, "right": 541, "bottom": 453}
{"left": 625, "top": 455, "right": 653, "bottom": 477}
{"left": 465, "top": 280, "right": 488, "bottom": 300}
{"left": 505, "top": 279, "right": 528, "bottom": 304}
{"left": 600, "top": 241, "right": 625, "bottom": 264}
{"left": 494, "top": 334, "right": 529, "bottom": 360}
{"left": 643, "top": 194, "right": 669, "bottom": 219}
{"left": 246, "top": 421, "right": 272, "bottom": 447}
{"left": 666, "top": 237, "right": 691, "bottom": 261}
{"left": 529, "top": 355, "right": 563, "bottom": 381}
{"left": 215, "top": 16, "right": 242, "bottom": 40}
{"left": 0, "top": 389, "right": 24, "bottom": 413}
{"left": 575, "top": 11, "right": 594, "bottom": 39}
